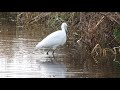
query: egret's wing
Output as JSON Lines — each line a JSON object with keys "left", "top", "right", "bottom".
{"left": 40, "top": 30, "right": 66, "bottom": 48}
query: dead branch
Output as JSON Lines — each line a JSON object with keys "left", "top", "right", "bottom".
{"left": 28, "top": 12, "right": 51, "bottom": 24}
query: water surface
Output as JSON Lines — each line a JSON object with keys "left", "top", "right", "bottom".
{"left": 0, "top": 24, "right": 120, "bottom": 78}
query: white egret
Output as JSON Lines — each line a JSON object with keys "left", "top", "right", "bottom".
{"left": 35, "top": 22, "right": 68, "bottom": 56}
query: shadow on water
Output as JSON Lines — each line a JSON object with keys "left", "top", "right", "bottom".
{"left": 0, "top": 22, "right": 120, "bottom": 78}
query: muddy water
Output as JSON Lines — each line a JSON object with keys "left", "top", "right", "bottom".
{"left": 0, "top": 24, "right": 120, "bottom": 78}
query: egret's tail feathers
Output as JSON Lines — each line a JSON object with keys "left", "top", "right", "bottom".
{"left": 35, "top": 43, "right": 43, "bottom": 49}
{"left": 34, "top": 47, "right": 38, "bottom": 51}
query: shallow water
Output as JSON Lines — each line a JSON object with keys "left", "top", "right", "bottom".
{"left": 0, "top": 23, "right": 120, "bottom": 78}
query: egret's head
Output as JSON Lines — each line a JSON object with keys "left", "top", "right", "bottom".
{"left": 61, "top": 22, "right": 68, "bottom": 31}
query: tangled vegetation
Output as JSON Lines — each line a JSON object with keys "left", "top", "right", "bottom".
{"left": 1, "top": 12, "right": 119, "bottom": 68}
{"left": 16, "top": 12, "right": 120, "bottom": 65}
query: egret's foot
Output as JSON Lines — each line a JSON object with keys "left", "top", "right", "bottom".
{"left": 52, "top": 50, "right": 54, "bottom": 55}
{"left": 52, "top": 51, "right": 56, "bottom": 59}
{"left": 53, "top": 54, "right": 55, "bottom": 59}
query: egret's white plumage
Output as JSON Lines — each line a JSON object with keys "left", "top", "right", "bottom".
{"left": 35, "top": 22, "right": 68, "bottom": 55}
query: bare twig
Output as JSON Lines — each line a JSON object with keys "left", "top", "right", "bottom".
{"left": 29, "top": 12, "right": 51, "bottom": 24}
{"left": 93, "top": 16, "right": 105, "bottom": 30}
{"left": 17, "top": 12, "right": 24, "bottom": 17}
{"left": 108, "top": 15, "right": 120, "bottom": 25}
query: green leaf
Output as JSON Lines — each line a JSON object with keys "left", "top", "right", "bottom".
{"left": 113, "top": 26, "right": 120, "bottom": 41}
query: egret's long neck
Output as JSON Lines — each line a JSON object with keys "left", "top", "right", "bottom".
{"left": 62, "top": 27, "right": 67, "bottom": 40}
{"left": 62, "top": 27, "right": 67, "bottom": 34}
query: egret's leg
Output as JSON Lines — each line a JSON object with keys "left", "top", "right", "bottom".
{"left": 47, "top": 49, "right": 51, "bottom": 55}
{"left": 52, "top": 49, "right": 56, "bottom": 56}
{"left": 52, "top": 50, "right": 55, "bottom": 59}
{"left": 52, "top": 48, "right": 57, "bottom": 59}
{"left": 52, "top": 50, "right": 54, "bottom": 55}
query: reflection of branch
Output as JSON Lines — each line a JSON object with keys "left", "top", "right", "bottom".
{"left": 113, "top": 46, "right": 120, "bottom": 54}
{"left": 91, "top": 44, "right": 102, "bottom": 63}
{"left": 91, "top": 44, "right": 120, "bottom": 64}
{"left": 91, "top": 44, "right": 101, "bottom": 55}
{"left": 113, "top": 55, "right": 120, "bottom": 64}
{"left": 113, "top": 54, "right": 117, "bottom": 62}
